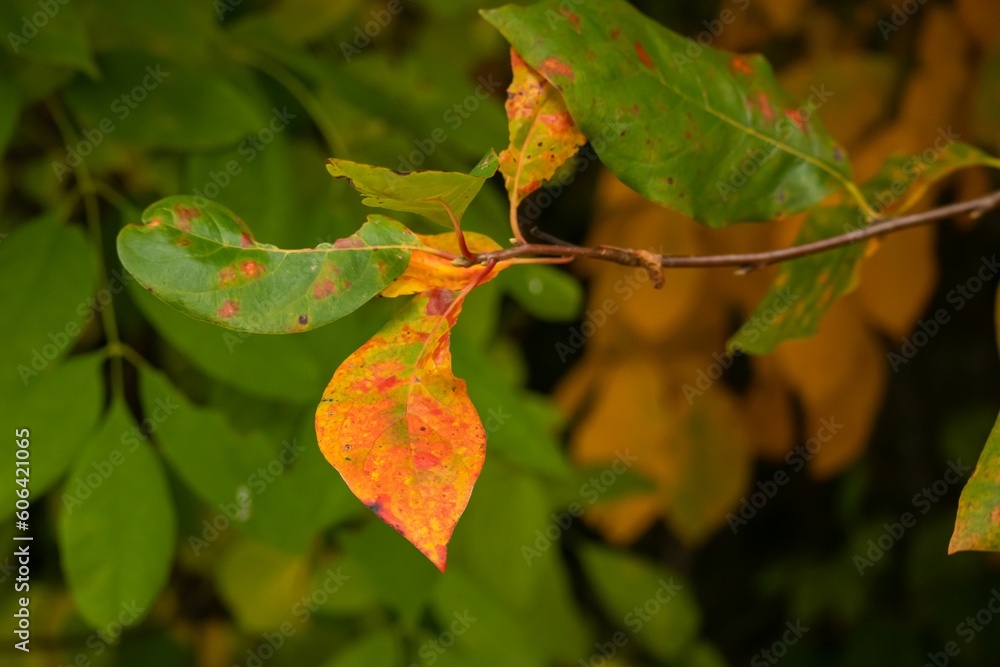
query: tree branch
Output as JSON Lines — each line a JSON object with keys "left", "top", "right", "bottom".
{"left": 462, "top": 189, "right": 1000, "bottom": 274}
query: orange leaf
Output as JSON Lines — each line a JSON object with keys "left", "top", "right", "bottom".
{"left": 499, "top": 48, "right": 586, "bottom": 207}
{"left": 315, "top": 288, "right": 486, "bottom": 571}
{"left": 381, "top": 232, "right": 504, "bottom": 297}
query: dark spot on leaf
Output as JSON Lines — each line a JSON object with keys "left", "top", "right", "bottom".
{"left": 240, "top": 232, "right": 253, "bottom": 248}
{"left": 298, "top": 314, "right": 308, "bottom": 325}
{"left": 367, "top": 501, "right": 382, "bottom": 515}
{"left": 667, "top": 177, "right": 674, "bottom": 185}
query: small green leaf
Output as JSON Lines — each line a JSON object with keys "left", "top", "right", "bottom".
{"left": 0, "top": 215, "right": 95, "bottom": 393}
{"left": 326, "top": 151, "right": 498, "bottom": 228}
{"left": 950, "top": 409, "right": 1000, "bottom": 553}
{"left": 482, "top": 0, "right": 854, "bottom": 225}
{"left": 578, "top": 544, "right": 701, "bottom": 660}
{"left": 117, "top": 196, "right": 415, "bottom": 334}
{"left": 58, "top": 399, "right": 176, "bottom": 629}
{"left": 501, "top": 264, "right": 583, "bottom": 322}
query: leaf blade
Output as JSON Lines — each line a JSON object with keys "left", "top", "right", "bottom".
{"left": 117, "top": 196, "right": 415, "bottom": 333}
{"left": 326, "top": 152, "right": 498, "bottom": 228}
{"left": 315, "top": 288, "right": 486, "bottom": 570}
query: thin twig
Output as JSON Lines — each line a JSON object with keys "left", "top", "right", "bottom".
{"left": 460, "top": 189, "right": 1000, "bottom": 272}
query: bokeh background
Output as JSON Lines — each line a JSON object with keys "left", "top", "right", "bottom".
{"left": 2, "top": 0, "right": 1000, "bottom": 665}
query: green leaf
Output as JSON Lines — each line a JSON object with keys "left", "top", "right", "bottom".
{"left": 950, "top": 409, "right": 1000, "bottom": 553}
{"left": 578, "top": 544, "right": 701, "bottom": 660}
{"left": 117, "top": 196, "right": 416, "bottom": 333}
{"left": 0, "top": 0, "right": 97, "bottom": 76}
{"left": 500, "top": 264, "right": 583, "bottom": 322}
{"left": 326, "top": 151, "right": 499, "bottom": 228}
{"left": 727, "top": 206, "right": 863, "bottom": 355}
{"left": 141, "top": 370, "right": 361, "bottom": 553}
{"left": 0, "top": 215, "right": 95, "bottom": 393}
{"left": 63, "top": 54, "right": 263, "bottom": 151}
{"left": 0, "top": 354, "right": 104, "bottom": 519}
{"left": 214, "top": 538, "right": 311, "bottom": 631}
{"left": 482, "top": 0, "right": 855, "bottom": 226}
{"left": 324, "top": 630, "right": 402, "bottom": 667}
{"left": 58, "top": 399, "right": 176, "bottom": 629}
{"left": 730, "top": 142, "right": 1000, "bottom": 354}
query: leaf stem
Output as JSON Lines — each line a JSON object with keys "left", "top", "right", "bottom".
{"left": 431, "top": 198, "right": 474, "bottom": 261}
{"left": 459, "top": 189, "right": 1000, "bottom": 272}
{"left": 46, "top": 98, "right": 126, "bottom": 398}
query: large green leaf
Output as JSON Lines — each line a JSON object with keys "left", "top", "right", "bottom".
{"left": 117, "top": 196, "right": 416, "bottom": 333}
{"left": 0, "top": 354, "right": 104, "bottom": 520}
{"left": 326, "top": 151, "right": 499, "bottom": 228}
{"left": 0, "top": 215, "right": 95, "bottom": 393}
{"left": 63, "top": 54, "right": 263, "bottom": 151}
{"left": 731, "top": 142, "right": 1000, "bottom": 354}
{"left": 482, "top": 0, "right": 854, "bottom": 226}
{"left": 0, "top": 0, "right": 97, "bottom": 75}
{"left": 58, "top": 399, "right": 176, "bottom": 629}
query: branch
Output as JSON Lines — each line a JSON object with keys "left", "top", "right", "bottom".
{"left": 462, "top": 189, "right": 1000, "bottom": 274}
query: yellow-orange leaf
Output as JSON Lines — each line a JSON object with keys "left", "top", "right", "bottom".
{"left": 315, "top": 288, "right": 485, "bottom": 571}
{"left": 499, "top": 48, "right": 586, "bottom": 207}
{"left": 381, "top": 232, "right": 504, "bottom": 297}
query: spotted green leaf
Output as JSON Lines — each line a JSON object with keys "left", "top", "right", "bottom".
{"left": 117, "top": 196, "right": 416, "bottom": 334}
{"left": 482, "top": 0, "right": 855, "bottom": 226}
{"left": 950, "top": 408, "right": 1000, "bottom": 553}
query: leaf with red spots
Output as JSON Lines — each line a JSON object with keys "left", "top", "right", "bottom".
{"left": 951, "top": 409, "right": 1000, "bottom": 553}
{"left": 315, "top": 288, "right": 486, "bottom": 571}
{"left": 499, "top": 48, "right": 587, "bottom": 212}
{"left": 117, "top": 196, "right": 416, "bottom": 333}
{"left": 326, "top": 152, "right": 499, "bottom": 229}
{"left": 482, "top": 0, "right": 857, "bottom": 226}
{"left": 730, "top": 144, "right": 1000, "bottom": 354}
